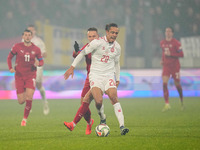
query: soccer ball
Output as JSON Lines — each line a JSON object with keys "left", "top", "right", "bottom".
{"left": 95, "top": 124, "right": 110, "bottom": 137}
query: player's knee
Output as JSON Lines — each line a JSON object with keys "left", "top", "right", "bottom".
{"left": 36, "top": 82, "right": 42, "bottom": 89}
{"left": 110, "top": 96, "right": 118, "bottom": 105}
{"left": 163, "top": 83, "right": 168, "bottom": 88}
{"left": 25, "top": 95, "right": 33, "bottom": 100}
{"left": 18, "top": 99, "right": 25, "bottom": 104}
{"left": 96, "top": 102, "right": 102, "bottom": 110}
{"left": 95, "top": 99, "right": 103, "bottom": 110}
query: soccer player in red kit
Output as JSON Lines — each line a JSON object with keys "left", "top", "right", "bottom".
{"left": 71, "top": 27, "right": 106, "bottom": 135}
{"left": 160, "top": 27, "right": 184, "bottom": 112}
{"left": 7, "top": 29, "right": 44, "bottom": 126}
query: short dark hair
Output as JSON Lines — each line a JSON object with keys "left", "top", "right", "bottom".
{"left": 105, "top": 23, "right": 118, "bottom": 31}
{"left": 23, "top": 29, "right": 32, "bottom": 35}
{"left": 87, "top": 27, "right": 98, "bottom": 32}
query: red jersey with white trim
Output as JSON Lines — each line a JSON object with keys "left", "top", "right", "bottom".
{"left": 73, "top": 43, "right": 91, "bottom": 75}
{"left": 7, "top": 42, "right": 43, "bottom": 76}
{"left": 160, "top": 38, "right": 184, "bottom": 66}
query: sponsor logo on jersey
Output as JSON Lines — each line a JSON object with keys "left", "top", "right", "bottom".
{"left": 31, "top": 51, "right": 35, "bottom": 55}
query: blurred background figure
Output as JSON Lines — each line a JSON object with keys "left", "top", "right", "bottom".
{"left": 160, "top": 27, "right": 184, "bottom": 112}
{"left": 27, "top": 24, "right": 49, "bottom": 115}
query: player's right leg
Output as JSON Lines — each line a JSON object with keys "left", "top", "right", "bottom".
{"left": 162, "top": 75, "right": 171, "bottom": 112}
{"left": 91, "top": 87, "right": 104, "bottom": 110}
{"left": 15, "top": 75, "right": 26, "bottom": 104}
{"left": 64, "top": 91, "right": 92, "bottom": 132}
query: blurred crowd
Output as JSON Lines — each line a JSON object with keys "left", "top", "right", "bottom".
{"left": 0, "top": 0, "right": 200, "bottom": 57}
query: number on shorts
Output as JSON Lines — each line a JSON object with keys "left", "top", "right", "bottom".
{"left": 109, "top": 79, "right": 116, "bottom": 86}
{"left": 175, "top": 72, "right": 180, "bottom": 79}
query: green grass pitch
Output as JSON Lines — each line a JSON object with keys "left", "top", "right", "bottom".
{"left": 0, "top": 97, "right": 200, "bottom": 150}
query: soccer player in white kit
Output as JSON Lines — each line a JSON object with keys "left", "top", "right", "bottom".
{"left": 64, "top": 23, "right": 129, "bottom": 135}
{"left": 27, "top": 25, "right": 49, "bottom": 115}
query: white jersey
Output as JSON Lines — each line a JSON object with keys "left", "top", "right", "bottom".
{"left": 72, "top": 36, "right": 121, "bottom": 81}
{"left": 31, "top": 36, "right": 46, "bottom": 54}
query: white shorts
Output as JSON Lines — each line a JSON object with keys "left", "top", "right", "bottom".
{"left": 89, "top": 74, "right": 117, "bottom": 93}
{"left": 36, "top": 66, "right": 43, "bottom": 83}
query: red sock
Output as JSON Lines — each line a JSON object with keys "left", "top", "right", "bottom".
{"left": 176, "top": 84, "right": 183, "bottom": 101}
{"left": 73, "top": 102, "right": 89, "bottom": 124}
{"left": 24, "top": 100, "right": 32, "bottom": 119}
{"left": 163, "top": 83, "right": 169, "bottom": 104}
{"left": 84, "top": 108, "right": 91, "bottom": 124}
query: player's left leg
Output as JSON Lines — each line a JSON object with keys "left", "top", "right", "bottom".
{"left": 106, "top": 87, "right": 129, "bottom": 135}
{"left": 162, "top": 75, "right": 171, "bottom": 112}
{"left": 173, "top": 72, "right": 184, "bottom": 109}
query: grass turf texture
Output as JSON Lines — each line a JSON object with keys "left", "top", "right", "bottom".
{"left": 0, "top": 97, "right": 200, "bottom": 150}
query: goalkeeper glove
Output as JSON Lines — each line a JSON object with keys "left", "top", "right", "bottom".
{"left": 74, "top": 41, "right": 80, "bottom": 53}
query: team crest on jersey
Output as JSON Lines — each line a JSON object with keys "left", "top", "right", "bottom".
{"left": 31, "top": 51, "right": 35, "bottom": 55}
{"left": 111, "top": 47, "right": 115, "bottom": 52}
{"left": 102, "top": 47, "right": 105, "bottom": 50}
{"left": 169, "top": 44, "right": 172, "bottom": 47}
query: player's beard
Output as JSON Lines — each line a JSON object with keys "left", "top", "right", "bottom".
{"left": 24, "top": 39, "right": 31, "bottom": 44}
{"left": 110, "top": 37, "right": 116, "bottom": 43}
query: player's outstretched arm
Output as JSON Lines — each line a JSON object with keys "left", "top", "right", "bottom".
{"left": 64, "top": 66, "right": 75, "bottom": 80}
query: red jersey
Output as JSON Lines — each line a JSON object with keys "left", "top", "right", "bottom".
{"left": 73, "top": 43, "right": 91, "bottom": 75}
{"left": 160, "top": 38, "right": 184, "bottom": 67}
{"left": 7, "top": 42, "right": 43, "bottom": 77}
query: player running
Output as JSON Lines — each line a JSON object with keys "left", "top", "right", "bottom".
{"left": 7, "top": 29, "right": 44, "bottom": 126}
{"left": 72, "top": 27, "right": 106, "bottom": 135}
{"left": 64, "top": 23, "right": 129, "bottom": 135}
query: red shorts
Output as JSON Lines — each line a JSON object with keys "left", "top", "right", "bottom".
{"left": 162, "top": 65, "right": 180, "bottom": 82}
{"left": 15, "top": 74, "right": 36, "bottom": 94}
{"left": 81, "top": 76, "right": 90, "bottom": 97}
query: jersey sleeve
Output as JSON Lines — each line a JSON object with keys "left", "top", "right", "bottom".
{"left": 71, "top": 40, "right": 99, "bottom": 68}
{"left": 71, "top": 51, "right": 85, "bottom": 68}
{"left": 170, "top": 40, "right": 184, "bottom": 58}
{"left": 84, "top": 39, "right": 100, "bottom": 54}
{"left": 115, "top": 46, "right": 121, "bottom": 81}
{"left": 36, "top": 47, "right": 44, "bottom": 66}
{"left": 7, "top": 44, "right": 18, "bottom": 70}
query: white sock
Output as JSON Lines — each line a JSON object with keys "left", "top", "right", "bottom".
{"left": 22, "top": 118, "right": 27, "bottom": 122}
{"left": 97, "top": 104, "right": 106, "bottom": 120}
{"left": 113, "top": 102, "right": 124, "bottom": 127}
{"left": 39, "top": 86, "right": 46, "bottom": 101}
{"left": 72, "top": 121, "right": 76, "bottom": 127}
